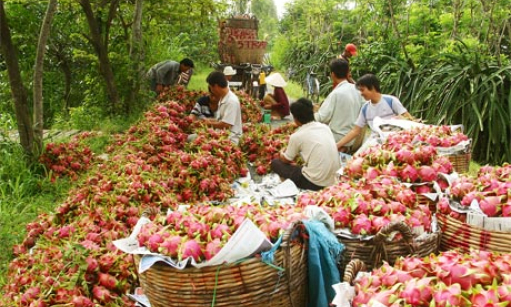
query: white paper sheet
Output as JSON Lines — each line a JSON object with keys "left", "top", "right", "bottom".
{"left": 268, "top": 179, "right": 299, "bottom": 197}
{"left": 331, "top": 282, "right": 355, "bottom": 307}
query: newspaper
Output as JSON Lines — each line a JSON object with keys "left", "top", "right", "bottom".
{"left": 127, "top": 287, "right": 151, "bottom": 307}
{"left": 268, "top": 179, "right": 299, "bottom": 198}
{"left": 128, "top": 294, "right": 151, "bottom": 307}
{"left": 372, "top": 117, "right": 424, "bottom": 141}
{"left": 114, "top": 218, "right": 273, "bottom": 273}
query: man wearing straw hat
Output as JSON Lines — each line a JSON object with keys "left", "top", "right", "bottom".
{"left": 223, "top": 66, "right": 241, "bottom": 90}
{"left": 262, "top": 72, "right": 290, "bottom": 120}
{"left": 223, "top": 66, "right": 237, "bottom": 81}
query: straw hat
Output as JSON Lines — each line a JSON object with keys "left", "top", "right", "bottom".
{"left": 223, "top": 66, "right": 237, "bottom": 76}
{"left": 265, "top": 73, "right": 287, "bottom": 87}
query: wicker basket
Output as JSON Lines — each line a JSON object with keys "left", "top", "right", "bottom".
{"left": 134, "top": 224, "right": 307, "bottom": 307}
{"left": 337, "top": 222, "right": 440, "bottom": 274}
{"left": 447, "top": 152, "right": 471, "bottom": 173}
{"left": 342, "top": 259, "right": 367, "bottom": 285}
{"left": 417, "top": 194, "right": 437, "bottom": 213}
{"left": 223, "top": 15, "right": 259, "bottom": 30}
{"left": 437, "top": 213, "right": 511, "bottom": 253}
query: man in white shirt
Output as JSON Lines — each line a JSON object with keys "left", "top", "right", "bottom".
{"left": 271, "top": 98, "right": 341, "bottom": 191}
{"left": 201, "top": 71, "right": 243, "bottom": 144}
{"left": 336, "top": 74, "right": 415, "bottom": 151}
{"left": 315, "top": 59, "right": 364, "bottom": 152}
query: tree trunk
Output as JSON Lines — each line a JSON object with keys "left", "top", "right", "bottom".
{"left": 451, "top": 0, "right": 463, "bottom": 39}
{"left": 33, "top": 0, "right": 58, "bottom": 157}
{"left": 80, "top": 0, "right": 120, "bottom": 114}
{"left": 0, "top": 0, "right": 34, "bottom": 159}
{"left": 386, "top": 0, "right": 415, "bottom": 70}
{"left": 60, "top": 59, "right": 72, "bottom": 115}
{"left": 127, "top": 0, "right": 144, "bottom": 114}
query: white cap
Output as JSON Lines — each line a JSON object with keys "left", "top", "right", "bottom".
{"left": 223, "top": 66, "right": 237, "bottom": 76}
{"left": 265, "top": 72, "right": 287, "bottom": 87}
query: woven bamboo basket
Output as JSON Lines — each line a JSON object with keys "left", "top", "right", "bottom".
{"left": 224, "top": 14, "right": 259, "bottom": 30}
{"left": 447, "top": 152, "right": 471, "bottom": 173}
{"left": 337, "top": 222, "right": 440, "bottom": 274}
{"left": 342, "top": 259, "right": 367, "bottom": 285}
{"left": 134, "top": 224, "right": 308, "bottom": 307}
{"left": 437, "top": 213, "right": 511, "bottom": 253}
{"left": 232, "top": 41, "right": 267, "bottom": 64}
{"left": 417, "top": 194, "right": 437, "bottom": 213}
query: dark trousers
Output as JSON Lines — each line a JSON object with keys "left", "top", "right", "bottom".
{"left": 259, "top": 84, "right": 267, "bottom": 100}
{"left": 270, "top": 159, "right": 324, "bottom": 191}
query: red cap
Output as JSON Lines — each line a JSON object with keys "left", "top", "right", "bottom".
{"left": 345, "top": 43, "right": 357, "bottom": 56}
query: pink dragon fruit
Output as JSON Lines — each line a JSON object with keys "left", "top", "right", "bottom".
{"left": 179, "top": 238, "right": 203, "bottom": 262}
{"left": 479, "top": 196, "right": 503, "bottom": 217}
{"left": 346, "top": 157, "right": 365, "bottom": 178}
{"left": 418, "top": 165, "right": 438, "bottom": 182}
{"left": 363, "top": 167, "right": 381, "bottom": 181}
{"left": 502, "top": 202, "right": 511, "bottom": 217}
{"left": 470, "top": 285, "right": 501, "bottom": 307}
{"left": 400, "top": 277, "right": 434, "bottom": 305}
{"left": 399, "top": 164, "right": 420, "bottom": 183}
{"left": 351, "top": 214, "right": 372, "bottom": 235}
{"left": 204, "top": 238, "right": 223, "bottom": 261}
{"left": 432, "top": 283, "right": 467, "bottom": 307}
{"left": 158, "top": 235, "right": 182, "bottom": 258}
{"left": 331, "top": 207, "right": 352, "bottom": 228}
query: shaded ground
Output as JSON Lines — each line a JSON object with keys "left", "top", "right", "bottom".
{"left": 1, "top": 129, "right": 81, "bottom": 143}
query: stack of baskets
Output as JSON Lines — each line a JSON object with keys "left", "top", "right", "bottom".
{"left": 336, "top": 222, "right": 441, "bottom": 274}
{"left": 218, "top": 14, "right": 267, "bottom": 65}
{"left": 134, "top": 224, "right": 307, "bottom": 307}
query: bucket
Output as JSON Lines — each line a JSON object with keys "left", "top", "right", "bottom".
{"left": 263, "top": 111, "right": 271, "bottom": 124}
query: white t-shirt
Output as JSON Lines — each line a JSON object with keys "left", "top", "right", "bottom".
{"left": 283, "top": 121, "right": 341, "bottom": 187}
{"left": 217, "top": 90, "right": 243, "bottom": 144}
{"left": 314, "top": 81, "right": 364, "bottom": 144}
{"left": 355, "top": 94, "right": 407, "bottom": 130}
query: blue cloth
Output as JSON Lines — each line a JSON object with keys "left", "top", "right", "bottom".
{"left": 261, "top": 235, "right": 283, "bottom": 264}
{"left": 304, "top": 220, "right": 344, "bottom": 307}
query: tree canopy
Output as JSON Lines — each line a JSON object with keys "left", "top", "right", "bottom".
{"left": 0, "top": 0, "right": 510, "bottom": 164}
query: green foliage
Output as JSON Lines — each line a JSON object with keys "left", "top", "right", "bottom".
{"left": 271, "top": 0, "right": 511, "bottom": 165}
{"left": 364, "top": 41, "right": 511, "bottom": 165}
{"left": 67, "top": 105, "right": 104, "bottom": 131}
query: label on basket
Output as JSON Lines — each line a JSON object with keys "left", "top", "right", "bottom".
{"left": 467, "top": 212, "right": 511, "bottom": 232}
{"left": 331, "top": 282, "right": 355, "bottom": 307}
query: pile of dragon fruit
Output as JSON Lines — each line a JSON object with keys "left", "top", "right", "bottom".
{"left": 352, "top": 249, "right": 511, "bottom": 307}
{"left": 384, "top": 125, "right": 469, "bottom": 148}
{"left": 137, "top": 203, "right": 307, "bottom": 262}
{"left": 437, "top": 163, "right": 511, "bottom": 221}
{"left": 346, "top": 141, "right": 454, "bottom": 187}
{"left": 296, "top": 176, "right": 432, "bottom": 235}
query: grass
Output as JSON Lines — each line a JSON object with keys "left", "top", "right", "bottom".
{"left": 0, "top": 139, "right": 73, "bottom": 285}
